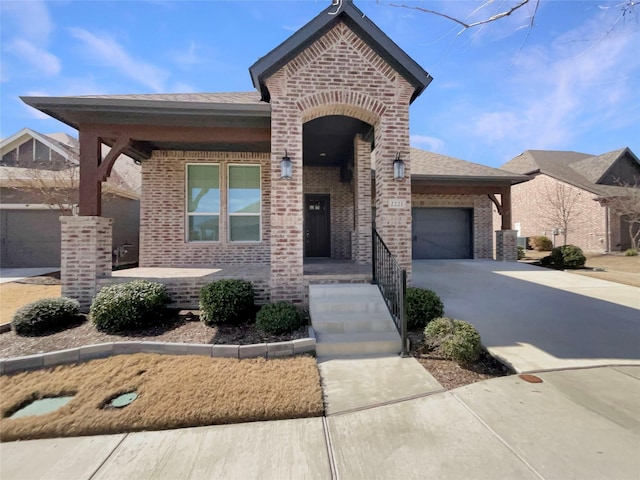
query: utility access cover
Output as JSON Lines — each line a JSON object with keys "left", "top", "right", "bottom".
{"left": 10, "top": 396, "right": 75, "bottom": 419}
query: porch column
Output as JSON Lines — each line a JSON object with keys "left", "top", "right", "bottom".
{"left": 373, "top": 99, "right": 412, "bottom": 280}
{"left": 60, "top": 216, "right": 113, "bottom": 310}
{"left": 268, "top": 94, "right": 304, "bottom": 304}
{"left": 353, "top": 135, "right": 372, "bottom": 264}
{"left": 495, "top": 229, "right": 518, "bottom": 261}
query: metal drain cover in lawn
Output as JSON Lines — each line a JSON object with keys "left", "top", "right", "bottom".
{"left": 110, "top": 392, "right": 138, "bottom": 408}
{"left": 10, "top": 396, "right": 75, "bottom": 419}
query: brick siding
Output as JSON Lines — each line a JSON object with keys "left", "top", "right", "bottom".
{"left": 140, "top": 151, "right": 271, "bottom": 267}
{"left": 303, "top": 166, "right": 354, "bottom": 259}
{"left": 60, "top": 216, "right": 112, "bottom": 309}
{"left": 266, "top": 21, "right": 413, "bottom": 301}
{"left": 510, "top": 174, "right": 608, "bottom": 251}
{"left": 411, "top": 194, "right": 494, "bottom": 259}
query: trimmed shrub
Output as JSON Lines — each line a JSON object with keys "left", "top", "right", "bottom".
{"left": 517, "top": 246, "right": 525, "bottom": 260}
{"left": 256, "top": 301, "right": 303, "bottom": 334}
{"left": 625, "top": 248, "right": 638, "bottom": 256}
{"left": 424, "top": 317, "right": 482, "bottom": 364}
{"left": 11, "top": 297, "right": 81, "bottom": 336}
{"left": 529, "top": 236, "right": 553, "bottom": 251}
{"left": 550, "top": 244, "right": 586, "bottom": 269}
{"left": 91, "top": 280, "right": 170, "bottom": 334}
{"left": 406, "top": 287, "right": 444, "bottom": 330}
{"left": 199, "top": 279, "right": 255, "bottom": 326}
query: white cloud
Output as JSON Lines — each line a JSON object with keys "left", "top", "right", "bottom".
{"left": 172, "top": 41, "right": 201, "bottom": 66}
{"left": 411, "top": 134, "right": 445, "bottom": 152}
{"left": 68, "top": 28, "right": 168, "bottom": 92}
{"left": 1, "top": 0, "right": 53, "bottom": 47}
{"left": 466, "top": 11, "right": 640, "bottom": 150}
{"left": 7, "top": 39, "right": 61, "bottom": 76}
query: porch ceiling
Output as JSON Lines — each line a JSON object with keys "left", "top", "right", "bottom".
{"left": 303, "top": 116, "right": 372, "bottom": 167}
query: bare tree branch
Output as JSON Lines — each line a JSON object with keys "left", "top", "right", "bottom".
{"left": 387, "top": 0, "right": 537, "bottom": 31}
{"left": 600, "top": 177, "right": 640, "bottom": 250}
{"left": 543, "top": 182, "right": 583, "bottom": 246}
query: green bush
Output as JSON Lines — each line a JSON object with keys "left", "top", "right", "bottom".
{"left": 199, "top": 279, "right": 255, "bottom": 326}
{"left": 528, "top": 236, "right": 553, "bottom": 251}
{"left": 256, "top": 301, "right": 303, "bottom": 334}
{"left": 550, "top": 244, "right": 586, "bottom": 269}
{"left": 90, "top": 280, "right": 170, "bottom": 334}
{"left": 424, "top": 317, "right": 482, "bottom": 364}
{"left": 406, "top": 287, "right": 444, "bottom": 329}
{"left": 11, "top": 297, "right": 81, "bottom": 336}
{"left": 625, "top": 248, "right": 638, "bottom": 256}
{"left": 517, "top": 246, "right": 525, "bottom": 260}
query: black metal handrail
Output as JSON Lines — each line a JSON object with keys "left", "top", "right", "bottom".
{"left": 372, "top": 227, "right": 408, "bottom": 357}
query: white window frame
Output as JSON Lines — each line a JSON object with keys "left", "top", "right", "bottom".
{"left": 227, "top": 164, "right": 262, "bottom": 243}
{"left": 185, "top": 163, "right": 220, "bottom": 243}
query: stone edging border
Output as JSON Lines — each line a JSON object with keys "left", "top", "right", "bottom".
{"left": 0, "top": 328, "right": 317, "bottom": 376}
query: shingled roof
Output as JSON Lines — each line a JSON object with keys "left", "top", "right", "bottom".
{"left": 501, "top": 148, "right": 638, "bottom": 197}
{"left": 410, "top": 148, "right": 528, "bottom": 184}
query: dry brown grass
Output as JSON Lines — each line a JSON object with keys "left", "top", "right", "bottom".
{"left": 0, "top": 353, "right": 323, "bottom": 442}
{"left": 0, "top": 283, "right": 61, "bottom": 326}
{"left": 522, "top": 250, "right": 640, "bottom": 288}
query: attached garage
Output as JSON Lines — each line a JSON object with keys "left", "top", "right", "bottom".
{"left": 412, "top": 207, "right": 472, "bottom": 259}
{"left": 0, "top": 209, "right": 61, "bottom": 268}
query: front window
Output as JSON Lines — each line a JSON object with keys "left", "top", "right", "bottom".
{"left": 228, "top": 165, "right": 261, "bottom": 241}
{"left": 186, "top": 164, "right": 219, "bottom": 241}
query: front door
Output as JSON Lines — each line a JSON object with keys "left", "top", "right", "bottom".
{"left": 305, "top": 195, "right": 330, "bottom": 257}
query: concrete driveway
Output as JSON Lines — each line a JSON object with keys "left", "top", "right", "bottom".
{"left": 412, "top": 260, "right": 640, "bottom": 372}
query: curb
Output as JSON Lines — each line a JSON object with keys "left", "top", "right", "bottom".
{"left": 0, "top": 337, "right": 316, "bottom": 375}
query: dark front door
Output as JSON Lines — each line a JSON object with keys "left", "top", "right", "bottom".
{"left": 305, "top": 195, "right": 330, "bottom": 257}
{"left": 412, "top": 207, "right": 473, "bottom": 259}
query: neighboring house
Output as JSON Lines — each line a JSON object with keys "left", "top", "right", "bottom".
{"left": 21, "top": 0, "right": 525, "bottom": 308}
{"left": 501, "top": 148, "right": 640, "bottom": 252}
{"left": 0, "top": 128, "right": 141, "bottom": 268}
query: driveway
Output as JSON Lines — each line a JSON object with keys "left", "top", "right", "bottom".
{"left": 412, "top": 260, "right": 640, "bottom": 372}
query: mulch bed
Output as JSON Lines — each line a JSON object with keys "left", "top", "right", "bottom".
{"left": 0, "top": 312, "right": 309, "bottom": 359}
{"left": 408, "top": 330, "right": 513, "bottom": 390}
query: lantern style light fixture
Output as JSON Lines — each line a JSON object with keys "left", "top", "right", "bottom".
{"left": 281, "top": 150, "right": 293, "bottom": 179}
{"left": 393, "top": 153, "right": 405, "bottom": 180}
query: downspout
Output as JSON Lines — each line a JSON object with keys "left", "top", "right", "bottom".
{"left": 605, "top": 205, "right": 611, "bottom": 253}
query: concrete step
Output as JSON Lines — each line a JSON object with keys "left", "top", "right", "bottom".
{"left": 311, "top": 312, "right": 398, "bottom": 334}
{"left": 308, "top": 283, "right": 380, "bottom": 298}
{"left": 310, "top": 295, "right": 389, "bottom": 314}
{"left": 315, "top": 331, "right": 402, "bottom": 357}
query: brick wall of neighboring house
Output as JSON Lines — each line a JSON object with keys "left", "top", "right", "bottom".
{"left": 510, "top": 174, "right": 607, "bottom": 251}
{"left": 266, "top": 21, "right": 413, "bottom": 301}
{"left": 140, "top": 151, "right": 271, "bottom": 267}
{"left": 411, "top": 194, "right": 493, "bottom": 259}
{"left": 303, "top": 166, "right": 354, "bottom": 259}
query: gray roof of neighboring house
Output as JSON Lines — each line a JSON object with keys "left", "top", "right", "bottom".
{"left": 249, "top": 0, "right": 432, "bottom": 103}
{"left": 410, "top": 148, "right": 528, "bottom": 184}
{"left": 76, "top": 92, "right": 264, "bottom": 104}
{"left": 0, "top": 128, "right": 140, "bottom": 197}
{"left": 501, "top": 148, "right": 637, "bottom": 197}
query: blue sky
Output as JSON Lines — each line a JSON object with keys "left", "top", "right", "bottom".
{"left": 1, "top": 0, "right": 638, "bottom": 168}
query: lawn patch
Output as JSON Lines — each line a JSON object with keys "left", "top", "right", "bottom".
{"left": 0, "top": 353, "right": 323, "bottom": 441}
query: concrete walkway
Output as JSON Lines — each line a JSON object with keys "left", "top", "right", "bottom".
{"left": 412, "top": 260, "right": 640, "bottom": 372}
{"left": 2, "top": 365, "right": 638, "bottom": 479}
{"left": 0, "top": 268, "right": 59, "bottom": 284}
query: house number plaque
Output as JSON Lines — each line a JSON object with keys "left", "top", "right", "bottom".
{"left": 389, "top": 199, "right": 405, "bottom": 208}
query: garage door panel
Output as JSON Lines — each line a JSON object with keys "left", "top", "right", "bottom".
{"left": 412, "top": 208, "right": 472, "bottom": 259}
{"left": 1, "top": 210, "right": 61, "bottom": 267}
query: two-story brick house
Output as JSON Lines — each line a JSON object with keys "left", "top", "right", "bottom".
{"left": 22, "top": 0, "right": 525, "bottom": 309}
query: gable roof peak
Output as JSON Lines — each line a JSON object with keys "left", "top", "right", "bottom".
{"left": 249, "top": 0, "right": 431, "bottom": 103}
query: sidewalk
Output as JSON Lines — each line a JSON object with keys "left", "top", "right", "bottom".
{"left": 2, "top": 365, "right": 638, "bottom": 479}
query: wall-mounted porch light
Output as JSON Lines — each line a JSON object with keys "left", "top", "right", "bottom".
{"left": 393, "top": 153, "right": 405, "bottom": 180}
{"left": 281, "top": 150, "right": 293, "bottom": 179}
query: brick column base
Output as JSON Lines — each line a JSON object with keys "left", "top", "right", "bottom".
{"left": 60, "top": 216, "right": 113, "bottom": 310}
{"left": 495, "top": 230, "right": 518, "bottom": 262}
